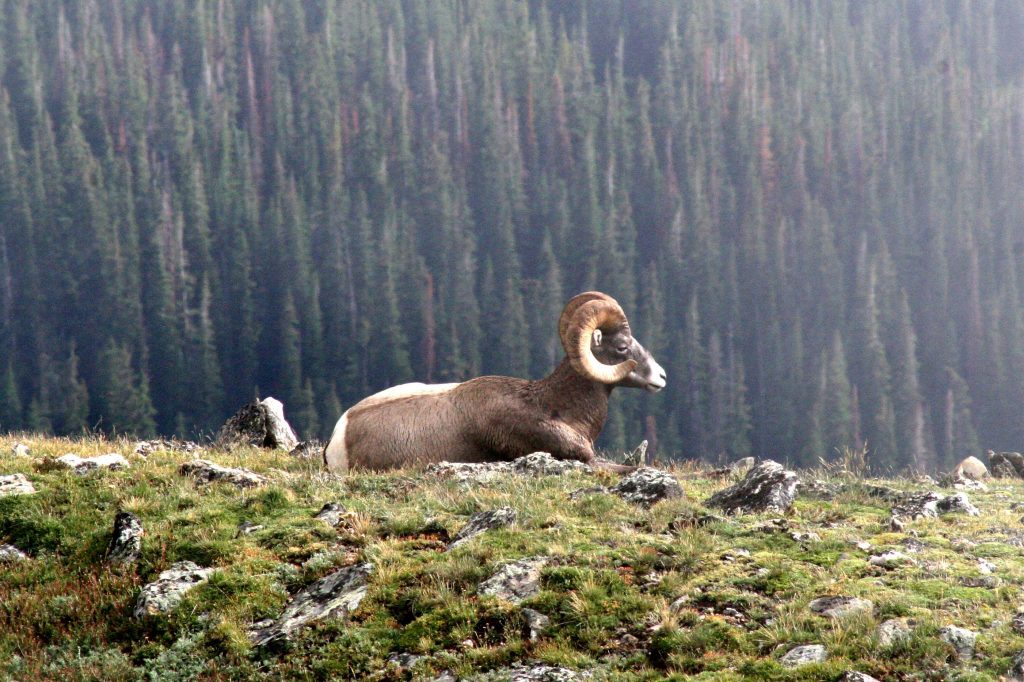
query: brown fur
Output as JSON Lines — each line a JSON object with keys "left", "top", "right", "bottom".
{"left": 340, "top": 359, "right": 611, "bottom": 471}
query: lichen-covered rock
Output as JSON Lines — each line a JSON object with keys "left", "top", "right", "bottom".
{"left": 876, "top": 618, "right": 915, "bottom": 647}
{"left": 1009, "top": 650, "right": 1024, "bottom": 682}
{"left": 55, "top": 453, "right": 129, "bottom": 474}
{"left": 780, "top": 644, "right": 827, "bottom": 667}
{"left": 937, "top": 491, "right": 980, "bottom": 516}
{"left": 426, "top": 461, "right": 513, "bottom": 484}
{"left": 106, "top": 511, "right": 143, "bottom": 564}
{"left": 314, "top": 502, "right": 346, "bottom": 526}
{"left": 249, "top": 563, "right": 373, "bottom": 646}
{"left": 179, "top": 459, "right": 267, "bottom": 488}
{"left": 609, "top": 468, "right": 683, "bottom": 507}
{"left": 840, "top": 673, "right": 883, "bottom": 682}
{"left": 478, "top": 557, "right": 548, "bottom": 604}
{"left": 511, "top": 452, "right": 591, "bottom": 476}
{"left": 12, "top": 442, "right": 30, "bottom": 458}
{"left": 288, "top": 440, "right": 324, "bottom": 459}
{"left": 706, "top": 460, "right": 799, "bottom": 514}
{"left": 0, "top": 473, "right": 35, "bottom": 496}
{"left": 808, "top": 596, "right": 873, "bottom": 619}
{"left": 940, "top": 625, "right": 976, "bottom": 661}
{"left": 448, "top": 508, "right": 517, "bottom": 550}
{"left": 989, "top": 450, "right": 1024, "bottom": 478}
{"left": 522, "top": 608, "right": 550, "bottom": 641}
{"left": 217, "top": 397, "right": 298, "bottom": 450}
{"left": 471, "top": 665, "right": 592, "bottom": 681}
{"left": 134, "top": 561, "right": 217, "bottom": 617}
{"left": 0, "top": 544, "right": 28, "bottom": 561}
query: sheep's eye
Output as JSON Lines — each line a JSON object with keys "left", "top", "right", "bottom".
{"left": 616, "top": 345, "right": 629, "bottom": 354}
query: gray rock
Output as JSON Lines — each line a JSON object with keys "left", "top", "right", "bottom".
{"left": 217, "top": 397, "right": 298, "bottom": 450}
{"left": 868, "top": 550, "right": 914, "bottom": 568}
{"left": 622, "top": 440, "right": 648, "bottom": 467}
{"left": 288, "top": 440, "right": 325, "bottom": 459}
{"left": 780, "top": 644, "right": 827, "bottom": 667}
{"left": 427, "top": 461, "right": 513, "bottom": 484}
{"left": 180, "top": 459, "right": 267, "bottom": 488}
{"left": 939, "top": 625, "right": 976, "bottom": 661}
{"left": 839, "top": 674, "right": 883, "bottom": 682}
{"left": 706, "top": 460, "right": 799, "bottom": 514}
{"left": 936, "top": 492, "right": 980, "bottom": 516}
{"left": 106, "top": 511, "right": 143, "bottom": 565}
{"left": 522, "top": 608, "right": 550, "bottom": 641}
{"left": 55, "top": 453, "right": 129, "bottom": 474}
{"left": 0, "top": 473, "right": 35, "bottom": 496}
{"left": 989, "top": 451, "right": 1024, "bottom": 478}
{"left": 314, "top": 502, "right": 346, "bottom": 526}
{"left": 730, "top": 456, "right": 756, "bottom": 475}
{"left": 0, "top": 544, "right": 27, "bottom": 561}
{"left": 12, "top": 442, "right": 30, "bottom": 458}
{"left": 134, "top": 561, "right": 217, "bottom": 617}
{"left": 1012, "top": 612, "right": 1024, "bottom": 634}
{"left": 800, "top": 479, "right": 839, "bottom": 500}
{"left": 387, "top": 652, "right": 426, "bottom": 671}
{"left": 1009, "top": 650, "right": 1024, "bottom": 681}
{"left": 978, "top": 558, "right": 997, "bottom": 575}
{"left": 448, "top": 508, "right": 517, "bottom": 550}
{"left": 249, "top": 563, "right": 373, "bottom": 646}
{"left": 609, "top": 468, "right": 684, "bottom": 507}
{"left": 472, "top": 665, "right": 591, "bottom": 681}
{"left": 790, "top": 531, "right": 821, "bottom": 543}
{"left": 876, "top": 618, "right": 915, "bottom": 647}
{"left": 953, "top": 456, "right": 988, "bottom": 480}
{"left": 237, "top": 521, "right": 263, "bottom": 536}
{"left": 568, "top": 485, "right": 609, "bottom": 501}
{"left": 808, "top": 596, "right": 873, "bottom": 619}
{"left": 511, "top": 452, "right": 591, "bottom": 476}
{"left": 478, "top": 557, "right": 548, "bottom": 604}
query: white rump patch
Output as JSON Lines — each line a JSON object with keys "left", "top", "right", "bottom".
{"left": 323, "top": 382, "right": 461, "bottom": 472}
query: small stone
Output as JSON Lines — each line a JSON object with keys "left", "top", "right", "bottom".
{"left": 504, "top": 665, "right": 590, "bottom": 681}
{"left": 288, "top": 440, "right": 325, "bottom": 460}
{"left": 939, "top": 625, "right": 976, "bottom": 661}
{"left": 426, "top": 460, "right": 513, "bottom": 484}
{"left": 0, "top": 544, "right": 28, "bottom": 561}
{"left": 853, "top": 540, "right": 872, "bottom": 551}
{"left": 790, "top": 531, "right": 821, "bottom": 543}
{"left": 387, "top": 653, "right": 425, "bottom": 671}
{"left": 314, "top": 502, "right": 346, "bottom": 526}
{"left": 237, "top": 521, "right": 263, "bottom": 536}
{"left": 134, "top": 561, "right": 217, "bottom": 617}
{"left": 937, "top": 492, "right": 980, "bottom": 516}
{"left": 448, "top": 508, "right": 517, "bottom": 550}
{"left": 868, "top": 550, "right": 914, "bottom": 568}
{"left": 12, "top": 442, "right": 30, "bottom": 458}
{"left": 250, "top": 563, "right": 373, "bottom": 646}
{"left": 889, "top": 516, "right": 906, "bottom": 532}
{"left": 876, "top": 618, "right": 915, "bottom": 647}
{"left": 706, "top": 460, "right": 800, "bottom": 514}
{"left": 478, "top": 557, "right": 548, "bottom": 604}
{"left": 808, "top": 596, "right": 873, "bottom": 619}
{"left": 133, "top": 440, "right": 158, "bottom": 458}
{"left": 106, "top": 511, "right": 143, "bottom": 564}
{"left": 800, "top": 479, "right": 839, "bottom": 500}
{"left": 623, "top": 440, "right": 648, "bottom": 467}
{"left": 960, "top": 575, "right": 1000, "bottom": 588}
{"left": 609, "top": 468, "right": 684, "bottom": 507}
{"left": 780, "top": 644, "right": 827, "bottom": 667}
{"left": 522, "top": 608, "right": 550, "bottom": 641}
{"left": 568, "top": 485, "right": 609, "bottom": 501}
{"left": 1009, "top": 650, "right": 1024, "bottom": 682}
{"left": 217, "top": 397, "right": 298, "bottom": 450}
{"left": 730, "top": 456, "right": 756, "bottom": 475}
{"left": 179, "top": 459, "right": 267, "bottom": 488}
{"left": 0, "top": 473, "right": 35, "bottom": 496}
{"left": 840, "top": 674, "right": 883, "bottom": 682}
{"left": 55, "top": 453, "right": 129, "bottom": 474}
{"left": 978, "top": 558, "right": 996, "bottom": 575}
{"left": 669, "top": 596, "right": 691, "bottom": 613}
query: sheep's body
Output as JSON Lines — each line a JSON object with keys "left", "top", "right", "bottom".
{"left": 326, "top": 361, "right": 607, "bottom": 471}
{"left": 324, "top": 292, "right": 666, "bottom": 472}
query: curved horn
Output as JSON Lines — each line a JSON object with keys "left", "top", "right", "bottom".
{"left": 565, "top": 298, "right": 637, "bottom": 384}
{"left": 558, "top": 291, "right": 617, "bottom": 355}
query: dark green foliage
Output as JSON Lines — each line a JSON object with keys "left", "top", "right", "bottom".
{"left": 0, "top": 1, "right": 1022, "bottom": 467}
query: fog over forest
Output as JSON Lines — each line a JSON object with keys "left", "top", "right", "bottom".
{"left": 2, "top": 1, "right": 1024, "bottom": 471}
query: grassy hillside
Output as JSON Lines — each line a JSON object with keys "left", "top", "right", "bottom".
{"left": 1, "top": 435, "right": 1023, "bottom": 681}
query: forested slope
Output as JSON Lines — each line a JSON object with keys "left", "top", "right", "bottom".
{"left": 2, "top": 1, "right": 1024, "bottom": 471}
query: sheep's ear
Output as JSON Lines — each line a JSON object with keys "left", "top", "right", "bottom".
{"left": 593, "top": 329, "right": 603, "bottom": 346}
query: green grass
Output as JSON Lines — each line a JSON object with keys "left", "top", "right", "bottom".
{"left": 2, "top": 434, "right": 1024, "bottom": 680}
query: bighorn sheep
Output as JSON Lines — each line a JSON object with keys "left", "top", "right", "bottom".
{"left": 324, "top": 292, "right": 667, "bottom": 472}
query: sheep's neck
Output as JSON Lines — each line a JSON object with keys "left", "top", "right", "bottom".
{"left": 534, "top": 358, "right": 612, "bottom": 442}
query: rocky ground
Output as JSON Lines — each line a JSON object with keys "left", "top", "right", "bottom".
{"left": 3, "top": 435, "right": 1024, "bottom": 681}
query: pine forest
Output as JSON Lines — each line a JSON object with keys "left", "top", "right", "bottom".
{"left": 2, "top": 0, "right": 1024, "bottom": 473}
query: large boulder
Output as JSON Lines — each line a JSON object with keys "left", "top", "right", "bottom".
{"left": 706, "top": 460, "right": 799, "bottom": 514}
{"left": 217, "top": 397, "right": 298, "bottom": 450}
{"left": 249, "top": 563, "right": 373, "bottom": 646}
{"left": 989, "top": 450, "right": 1024, "bottom": 478}
{"left": 609, "top": 468, "right": 684, "bottom": 507}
